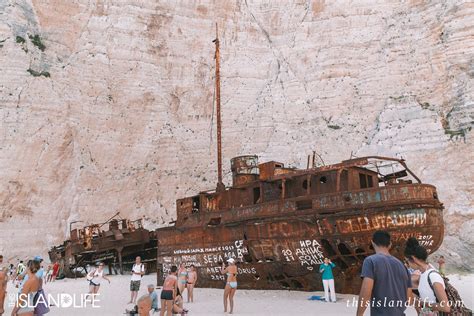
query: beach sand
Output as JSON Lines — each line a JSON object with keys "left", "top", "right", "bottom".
{"left": 3, "top": 273, "right": 472, "bottom": 315}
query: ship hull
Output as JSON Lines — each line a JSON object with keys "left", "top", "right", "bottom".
{"left": 157, "top": 202, "right": 443, "bottom": 294}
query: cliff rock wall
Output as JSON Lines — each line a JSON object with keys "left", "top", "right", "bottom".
{"left": 0, "top": 0, "right": 472, "bottom": 269}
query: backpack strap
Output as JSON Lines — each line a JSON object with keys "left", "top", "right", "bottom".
{"left": 427, "top": 270, "right": 443, "bottom": 303}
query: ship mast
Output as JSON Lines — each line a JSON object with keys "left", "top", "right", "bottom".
{"left": 213, "top": 23, "right": 225, "bottom": 192}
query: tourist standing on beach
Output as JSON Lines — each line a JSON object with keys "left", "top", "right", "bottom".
{"left": 0, "top": 254, "right": 6, "bottom": 316}
{"left": 319, "top": 258, "right": 337, "bottom": 302}
{"left": 221, "top": 258, "right": 238, "bottom": 314}
{"left": 14, "top": 261, "right": 26, "bottom": 287}
{"left": 85, "top": 262, "right": 110, "bottom": 301}
{"left": 437, "top": 255, "right": 446, "bottom": 277}
{"left": 19, "top": 258, "right": 49, "bottom": 316}
{"left": 18, "top": 256, "right": 44, "bottom": 296}
{"left": 44, "top": 265, "right": 52, "bottom": 284}
{"left": 404, "top": 238, "right": 450, "bottom": 314}
{"left": 177, "top": 263, "right": 187, "bottom": 296}
{"left": 160, "top": 265, "right": 178, "bottom": 316}
{"left": 186, "top": 265, "right": 197, "bottom": 303}
{"left": 16, "top": 261, "right": 26, "bottom": 277}
{"left": 9, "top": 264, "right": 15, "bottom": 281}
{"left": 129, "top": 256, "right": 145, "bottom": 304}
{"left": 357, "top": 230, "right": 412, "bottom": 316}
{"left": 11, "top": 260, "right": 40, "bottom": 316}
{"left": 51, "top": 261, "right": 59, "bottom": 282}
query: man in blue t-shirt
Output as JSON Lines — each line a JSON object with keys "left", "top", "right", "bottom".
{"left": 319, "top": 258, "right": 337, "bottom": 302}
{"left": 357, "top": 230, "right": 412, "bottom": 316}
{"left": 147, "top": 284, "right": 159, "bottom": 312}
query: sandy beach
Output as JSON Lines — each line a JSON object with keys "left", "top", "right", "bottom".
{"left": 3, "top": 273, "right": 472, "bottom": 315}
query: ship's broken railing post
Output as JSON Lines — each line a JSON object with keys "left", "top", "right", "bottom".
{"left": 306, "top": 174, "right": 311, "bottom": 195}
{"left": 336, "top": 169, "right": 342, "bottom": 192}
{"left": 281, "top": 179, "right": 286, "bottom": 199}
{"left": 117, "top": 247, "right": 124, "bottom": 275}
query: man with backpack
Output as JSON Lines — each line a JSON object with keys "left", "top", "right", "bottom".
{"left": 129, "top": 256, "right": 145, "bottom": 304}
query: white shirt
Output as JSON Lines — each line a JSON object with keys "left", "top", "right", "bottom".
{"left": 131, "top": 263, "right": 144, "bottom": 281}
{"left": 418, "top": 268, "right": 445, "bottom": 304}
{"left": 90, "top": 269, "right": 104, "bottom": 285}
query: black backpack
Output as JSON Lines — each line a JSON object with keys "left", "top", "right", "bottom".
{"left": 427, "top": 270, "right": 472, "bottom": 316}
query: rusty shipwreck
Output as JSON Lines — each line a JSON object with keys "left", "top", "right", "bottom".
{"left": 155, "top": 27, "right": 445, "bottom": 294}
{"left": 49, "top": 213, "right": 156, "bottom": 277}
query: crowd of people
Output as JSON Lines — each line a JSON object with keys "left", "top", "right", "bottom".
{"left": 0, "top": 255, "right": 51, "bottom": 316}
{"left": 0, "top": 253, "right": 236, "bottom": 316}
{"left": 1, "top": 230, "right": 469, "bottom": 316}
{"left": 128, "top": 256, "right": 233, "bottom": 316}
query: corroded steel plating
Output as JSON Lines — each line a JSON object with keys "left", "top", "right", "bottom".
{"left": 156, "top": 156, "right": 444, "bottom": 294}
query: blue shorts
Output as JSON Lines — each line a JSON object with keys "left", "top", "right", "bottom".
{"left": 227, "top": 281, "right": 237, "bottom": 289}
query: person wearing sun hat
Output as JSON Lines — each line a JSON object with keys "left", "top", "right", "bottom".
{"left": 221, "top": 257, "right": 238, "bottom": 314}
{"left": 34, "top": 256, "right": 45, "bottom": 281}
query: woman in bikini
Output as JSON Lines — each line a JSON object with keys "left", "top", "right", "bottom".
{"left": 11, "top": 260, "right": 40, "bottom": 316}
{"left": 177, "top": 263, "right": 187, "bottom": 296}
{"left": 221, "top": 258, "right": 237, "bottom": 314}
{"left": 186, "top": 265, "right": 197, "bottom": 303}
{"left": 85, "top": 262, "right": 110, "bottom": 302}
{"left": 160, "top": 265, "right": 178, "bottom": 316}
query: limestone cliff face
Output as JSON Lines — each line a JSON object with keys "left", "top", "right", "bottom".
{"left": 0, "top": 0, "right": 472, "bottom": 269}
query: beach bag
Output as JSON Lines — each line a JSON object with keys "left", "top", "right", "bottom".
{"left": 33, "top": 289, "right": 50, "bottom": 315}
{"left": 427, "top": 271, "right": 472, "bottom": 316}
{"left": 86, "top": 270, "right": 94, "bottom": 281}
{"left": 87, "top": 268, "right": 98, "bottom": 282}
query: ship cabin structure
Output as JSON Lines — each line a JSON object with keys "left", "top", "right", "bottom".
{"left": 174, "top": 155, "right": 436, "bottom": 229}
